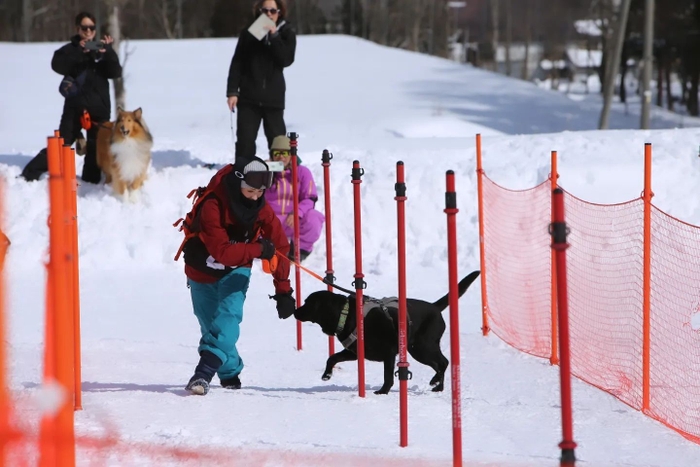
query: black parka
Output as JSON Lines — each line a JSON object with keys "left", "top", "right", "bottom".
{"left": 51, "top": 35, "right": 122, "bottom": 121}
{"left": 226, "top": 22, "right": 297, "bottom": 109}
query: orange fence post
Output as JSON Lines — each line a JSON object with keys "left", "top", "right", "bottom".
{"left": 0, "top": 177, "right": 11, "bottom": 467}
{"left": 45, "top": 136, "right": 75, "bottom": 467}
{"left": 62, "top": 144, "right": 82, "bottom": 411}
{"left": 550, "top": 151, "right": 559, "bottom": 366}
{"left": 475, "top": 134, "right": 490, "bottom": 336}
{"left": 642, "top": 143, "right": 653, "bottom": 413}
{"left": 39, "top": 136, "right": 60, "bottom": 467}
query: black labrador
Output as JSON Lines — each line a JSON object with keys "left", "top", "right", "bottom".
{"left": 294, "top": 270, "right": 480, "bottom": 395}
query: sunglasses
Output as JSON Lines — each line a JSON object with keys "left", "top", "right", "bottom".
{"left": 80, "top": 25, "right": 96, "bottom": 31}
{"left": 260, "top": 7, "right": 279, "bottom": 14}
{"left": 272, "top": 150, "right": 291, "bottom": 158}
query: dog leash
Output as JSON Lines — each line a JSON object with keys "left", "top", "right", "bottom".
{"left": 275, "top": 250, "right": 396, "bottom": 310}
{"left": 230, "top": 110, "right": 236, "bottom": 163}
{"left": 275, "top": 249, "right": 358, "bottom": 296}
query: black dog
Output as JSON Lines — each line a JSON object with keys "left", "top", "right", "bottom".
{"left": 294, "top": 270, "right": 480, "bottom": 395}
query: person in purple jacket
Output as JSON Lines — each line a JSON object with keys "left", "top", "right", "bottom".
{"left": 265, "top": 135, "right": 325, "bottom": 262}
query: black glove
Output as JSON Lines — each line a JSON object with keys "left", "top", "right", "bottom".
{"left": 258, "top": 238, "right": 275, "bottom": 260}
{"left": 271, "top": 291, "right": 295, "bottom": 319}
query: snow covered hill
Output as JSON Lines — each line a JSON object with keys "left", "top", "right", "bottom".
{"left": 1, "top": 35, "right": 700, "bottom": 466}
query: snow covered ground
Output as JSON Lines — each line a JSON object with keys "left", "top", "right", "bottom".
{"left": 2, "top": 35, "right": 700, "bottom": 466}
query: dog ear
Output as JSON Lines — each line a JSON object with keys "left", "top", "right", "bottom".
{"left": 133, "top": 107, "right": 142, "bottom": 120}
{"left": 117, "top": 106, "right": 124, "bottom": 115}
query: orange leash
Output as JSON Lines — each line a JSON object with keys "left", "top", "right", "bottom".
{"left": 267, "top": 249, "right": 357, "bottom": 296}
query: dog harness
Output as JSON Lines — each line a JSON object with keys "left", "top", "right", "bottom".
{"left": 338, "top": 296, "right": 411, "bottom": 349}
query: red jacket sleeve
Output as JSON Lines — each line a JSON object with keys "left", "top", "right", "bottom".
{"left": 259, "top": 204, "right": 292, "bottom": 294}
{"left": 198, "top": 197, "right": 262, "bottom": 267}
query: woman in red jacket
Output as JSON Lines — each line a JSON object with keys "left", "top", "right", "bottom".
{"left": 182, "top": 157, "right": 295, "bottom": 395}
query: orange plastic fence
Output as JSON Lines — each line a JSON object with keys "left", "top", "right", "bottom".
{"left": 478, "top": 139, "right": 700, "bottom": 445}
{"left": 480, "top": 177, "right": 552, "bottom": 358}
{"left": 648, "top": 206, "right": 700, "bottom": 439}
{"left": 3, "top": 420, "right": 462, "bottom": 467}
{"left": 1, "top": 177, "right": 10, "bottom": 467}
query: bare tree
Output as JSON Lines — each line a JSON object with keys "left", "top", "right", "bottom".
{"left": 22, "top": 0, "right": 49, "bottom": 42}
{"left": 175, "top": 0, "right": 184, "bottom": 39}
{"left": 106, "top": 1, "right": 131, "bottom": 113}
{"left": 159, "top": 0, "right": 175, "bottom": 39}
{"left": 522, "top": 0, "right": 532, "bottom": 80}
{"left": 489, "top": 0, "right": 500, "bottom": 71}
{"left": 504, "top": 0, "right": 512, "bottom": 75}
{"left": 294, "top": 0, "right": 303, "bottom": 34}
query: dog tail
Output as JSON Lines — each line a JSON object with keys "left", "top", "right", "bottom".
{"left": 432, "top": 270, "right": 481, "bottom": 312}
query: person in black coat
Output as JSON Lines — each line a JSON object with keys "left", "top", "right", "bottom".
{"left": 20, "top": 12, "right": 122, "bottom": 183}
{"left": 226, "top": 0, "right": 296, "bottom": 162}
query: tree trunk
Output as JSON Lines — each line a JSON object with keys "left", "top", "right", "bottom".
{"left": 657, "top": 51, "right": 663, "bottom": 107}
{"left": 504, "top": 0, "right": 512, "bottom": 76}
{"left": 22, "top": 0, "right": 33, "bottom": 42}
{"left": 620, "top": 49, "right": 628, "bottom": 103}
{"left": 428, "top": 0, "right": 435, "bottom": 55}
{"left": 382, "top": 0, "right": 390, "bottom": 46}
{"left": 109, "top": 5, "right": 127, "bottom": 113}
{"left": 138, "top": 0, "right": 146, "bottom": 32}
{"left": 411, "top": 0, "right": 422, "bottom": 52}
{"left": 521, "top": 0, "right": 531, "bottom": 80}
{"left": 175, "top": 0, "right": 184, "bottom": 39}
{"left": 161, "top": 0, "right": 175, "bottom": 39}
{"left": 490, "top": 0, "right": 499, "bottom": 72}
{"left": 362, "top": 0, "right": 369, "bottom": 39}
{"left": 296, "top": 0, "right": 303, "bottom": 34}
{"left": 689, "top": 70, "right": 699, "bottom": 116}
{"left": 665, "top": 58, "right": 673, "bottom": 111}
{"left": 350, "top": 0, "right": 355, "bottom": 35}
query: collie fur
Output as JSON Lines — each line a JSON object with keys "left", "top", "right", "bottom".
{"left": 96, "top": 107, "right": 153, "bottom": 202}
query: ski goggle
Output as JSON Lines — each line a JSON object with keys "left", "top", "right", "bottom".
{"left": 237, "top": 170, "right": 273, "bottom": 190}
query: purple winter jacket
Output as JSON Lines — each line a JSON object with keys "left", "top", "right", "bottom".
{"left": 265, "top": 164, "right": 319, "bottom": 220}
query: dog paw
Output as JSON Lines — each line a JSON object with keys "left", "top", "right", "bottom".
{"left": 321, "top": 373, "right": 332, "bottom": 381}
{"left": 431, "top": 383, "right": 444, "bottom": 392}
{"left": 374, "top": 388, "right": 390, "bottom": 395}
{"left": 128, "top": 189, "right": 141, "bottom": 203}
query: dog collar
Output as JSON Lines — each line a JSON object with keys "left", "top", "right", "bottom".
{"left": 336, "top": 299, "right": 350, "bottom": 334}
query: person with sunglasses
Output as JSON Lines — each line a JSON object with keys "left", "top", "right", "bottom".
{"left": 182, "top": 156, "right": 296, "bottom": 395}
{"left": 20, "top": 12, "right": 122, "bottom": 184}
{"left": 264, "top": 136, "right": 325, "bottom": 263}
{"left": 226, "top": 0, "right": 296, "bottom": 161}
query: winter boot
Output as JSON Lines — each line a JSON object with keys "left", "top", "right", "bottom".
{"left": 220, "top": 375, "right": 241, "bottom": 390}
{"left": 186, "top": 376, "right": 210, "bottom": 395}
{"left": 185, "top": 350, "right": 222, "bottom": 396}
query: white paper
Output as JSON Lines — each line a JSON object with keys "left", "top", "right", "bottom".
{"left": 247, "top": 14, "right": 276, "bottom": 41}
{"left": 265, "top": 161, "right": 285, "bottom": 172}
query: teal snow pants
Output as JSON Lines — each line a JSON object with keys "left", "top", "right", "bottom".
{"left": 188, "top": 267, "right": 251, "bottom": 380}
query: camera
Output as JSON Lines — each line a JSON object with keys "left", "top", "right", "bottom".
{"left": 84, "top": 40, "right": 103, "bottom": 51}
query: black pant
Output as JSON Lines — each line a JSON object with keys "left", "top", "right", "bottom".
{"left": 235, "top": 103, "right": 286, "bottom": 162}
{"left": 20, "top": 107, "right": 102, "bottom": 183}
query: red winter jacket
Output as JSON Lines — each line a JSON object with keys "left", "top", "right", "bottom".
{"left": 184, "top": 169, "right": 291, "bottom": 294}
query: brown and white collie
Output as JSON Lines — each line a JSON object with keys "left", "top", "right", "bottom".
{"left": 96, "top": 107, "right": 153, "bottom": 202}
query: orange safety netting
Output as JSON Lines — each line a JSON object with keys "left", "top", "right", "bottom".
{"left": 481, "top": 177, "right": 552, "bottom": 358}
{"left": 480, "top": 171, "right": 700, "bottom": 445}
{"left": 648, "top": 206, "right": 700, "bottom": 440}
{"left": 1, "top": 420, "right": 461, "bottom": 467}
